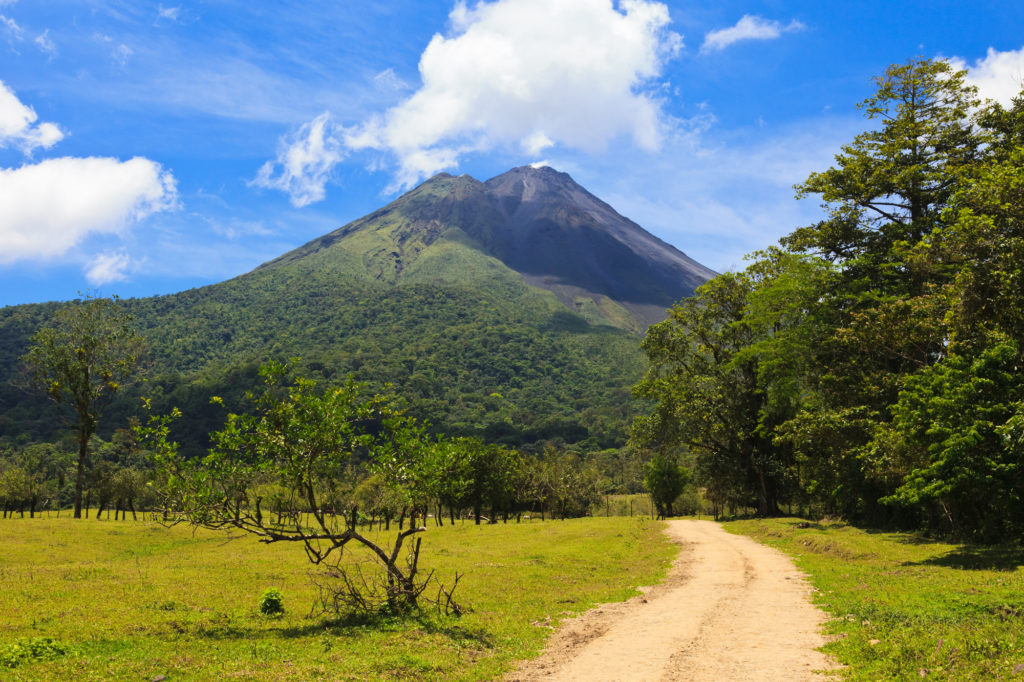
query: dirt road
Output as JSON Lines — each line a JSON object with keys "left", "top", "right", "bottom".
{"left": 509, "top": 519, "right": 839, "bottom": 681}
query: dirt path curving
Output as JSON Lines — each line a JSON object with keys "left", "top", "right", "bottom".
{"left": 508, "top": 519, "right": 840, "bottom": 681}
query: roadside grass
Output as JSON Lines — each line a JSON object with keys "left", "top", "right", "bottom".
{"left": 725, "top": 517, "right": 1024, "bottom": 680}
{"left": 0, "top": 515, "right": 674, "bottom": 681}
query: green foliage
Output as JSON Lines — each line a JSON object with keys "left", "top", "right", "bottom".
{"left": 635, "top": 59, "right": 1024, "bottom": 541}
{"left": 20, "top": 295, "right": 145, "bottom": 518}
{"left": 259, "top": 588, "right": 284, "bottom": 616}
{"left": 885, "top": 338, "right": 1024, "bottom": 541}
{"left": 140, "top": 361, "right": 468, "bottom": 614}
{"left": 0, "top": 637, "right": 74, "bottom": 669}
{"left": 642, "top": 452, "right": 689, "bottom": 518}
{"left": 0, "top": 269, "right": 646, "bottom": 458}
{"left": 633, "top": 272, "right": 790, "bottom": 515}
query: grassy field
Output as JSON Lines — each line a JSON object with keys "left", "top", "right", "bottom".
{"left": 725, "top": 518, "right": 1024, "bottom": 680}
{"left": 0, "top": 515, "right": 674, "bottom": 680}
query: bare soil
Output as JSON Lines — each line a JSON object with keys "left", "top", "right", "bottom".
{"left": 508, "top": 519, "right": 840, "bottom": 681}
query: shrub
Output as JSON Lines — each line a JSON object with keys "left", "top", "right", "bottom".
{"left": 259, "top": 588, "right": 284, "bottom": 616}
{"left": 0, "top": 637, "right": 74, "bottom": 669}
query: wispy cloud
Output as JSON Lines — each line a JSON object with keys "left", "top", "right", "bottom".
{"left": 93, "top": 32, "right": 133, "bottom": 66}
{"left": 0, "top": 12, "right": 23, "bottom": 40}
{"left": 34, "top": 29, "right": 56, "bottom": 58}
{"left": 950, "top": 45, "right": 1024, "bottom": 107}
{"left": 157, "top": 4, "right": 181, "bottom": 23}
{"left": 579, "top": 115, "right": 861, "bottom": 272}
{"left": 85, "top": 249, "right": 134, "bottom": 285}
{"left": 250, "top": 112, "right": 345, "bottom": 207}
{"left": 701, "top": 15, "right": 805, "bottom": 54}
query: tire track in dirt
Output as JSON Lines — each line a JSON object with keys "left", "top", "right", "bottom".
{"left": 508, "top": 520, "right": 839, "bottom": 681}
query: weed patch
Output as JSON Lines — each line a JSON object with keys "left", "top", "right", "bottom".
{"left": 0, "top": 637, "right": 75, "bottom": 669}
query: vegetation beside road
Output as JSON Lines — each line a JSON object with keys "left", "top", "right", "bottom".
{"left": 727, "top": 517, "right": 1024, "bottom": 680}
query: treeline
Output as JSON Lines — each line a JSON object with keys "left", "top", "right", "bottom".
{"left": 0, "top": 432, "right": 647, "bottom": 523}
{"left": 633, "top": 59, "right": 1024, "bottom": 543}
{"left": 0, "top": 433, "right": 158, "bottom": 519}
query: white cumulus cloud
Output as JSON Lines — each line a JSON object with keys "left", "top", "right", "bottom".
{"left": 0, "top": 80, "right": 64, "bottom": 154}
{"left": 250, "top": 111, "right": 345, "bottom": 207}
{"left": 0, "top": 156, "right": 178, "bottom": 265}
{"left": 950, "top": 46, "right": 1024, "bottom": 107}
{"left": 340, "top": 0, "right": 683, "bottom": 190}
{"left": 701, "top": 15, "right": 805, "bottom": 53}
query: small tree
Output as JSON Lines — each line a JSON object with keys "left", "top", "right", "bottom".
{"left": 139, "top": 361, "right": 458, "bottom": 614}
{"left": 644, "top": 452, "right": 689, "bottom": 519}
{"left": 22, "top": 295, "right": 145, "bottom": 518}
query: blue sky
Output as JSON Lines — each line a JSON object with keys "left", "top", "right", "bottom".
{"left": 1, "top": 0, "right": 1023, "bottom": 306}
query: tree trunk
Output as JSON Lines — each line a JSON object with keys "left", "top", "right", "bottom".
{"left": 73, "top": 427, "right": 89, "bottom": 519}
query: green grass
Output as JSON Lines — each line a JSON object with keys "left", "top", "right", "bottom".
{"left": 725, "top": 517, "right": 1024, "bottom": 680}
{"left": 0, "top": 515, "right": 674, "bottom": 680}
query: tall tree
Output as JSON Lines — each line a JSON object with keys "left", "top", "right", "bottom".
{"left": 774, "top": 59, "right": 990, "bottom": 520}
{"left": 21, "top": 296, "right": 145, "bottom": 518}
{"left": 786, "top": 58, "right": 983, "bottom": 268}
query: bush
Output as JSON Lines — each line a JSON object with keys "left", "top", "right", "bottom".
{"left": 1, "top": 637, "right": 74, "bottom": 669}
{"left": 259, "top": 588, "right": 284, "bottom": 616}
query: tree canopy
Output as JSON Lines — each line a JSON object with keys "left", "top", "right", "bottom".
{"left": 21, "top": 295, "right": 145, "bottom": 518}
{"left": 634, "top": 59, "right": 1024, "bottom": 542}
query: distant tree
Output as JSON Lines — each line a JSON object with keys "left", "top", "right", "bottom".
{"left": 643, "top": 452, "right": 689, "bottom": 519}
{"left": 21, "top": 295, "right": 145, "bottom": 518}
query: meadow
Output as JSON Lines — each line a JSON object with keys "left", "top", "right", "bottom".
{"left": 0, "top": 514, "right": 673, "bottom": 680}
{"left": 725, "top": 518, "right": 1024, "bottom": 680}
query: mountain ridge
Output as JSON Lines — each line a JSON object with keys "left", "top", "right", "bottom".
{"left": 257, "top": 165, "right": 715, "bottom": 329}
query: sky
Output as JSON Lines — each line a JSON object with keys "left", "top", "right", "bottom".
{"left": 1, "top": 0, "right": 1023, "bottom": 307}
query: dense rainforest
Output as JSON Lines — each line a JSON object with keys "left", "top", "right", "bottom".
{"left": 634, "top": 58, "right": 1024, "bottom": 542}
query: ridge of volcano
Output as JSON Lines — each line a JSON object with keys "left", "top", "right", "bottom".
{"left": 260, "top": 164, "right": 715, "bottom": 330}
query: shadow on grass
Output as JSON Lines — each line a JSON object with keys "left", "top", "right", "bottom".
{"left": 905, "top": 545, "right": 1024, "bottom": 571}
{"left": 194, "top": 611, "right": 493, "bottom": 649}
{"left": 863, "top": 529, "right": 938, "bottom": 545}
